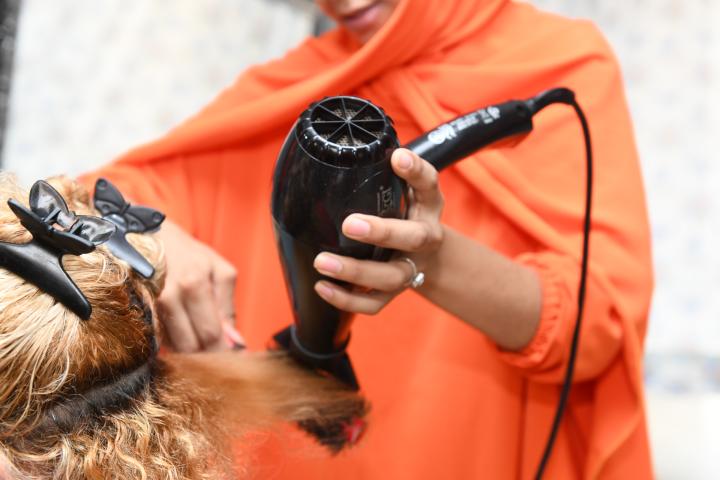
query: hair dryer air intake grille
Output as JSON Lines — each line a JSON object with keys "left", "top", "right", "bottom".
{"left": 296, "top": 96, "right": 397, "bottom": 168}
{"left": 310, "top": 97, "right": 387, "bottom": 146}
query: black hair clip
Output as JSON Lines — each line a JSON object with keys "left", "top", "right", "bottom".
{"left": 93, "top": 178, "right": 165, "bottom": 279}
{"left": 0, "top": 180, "right": 116, "bottom": 319}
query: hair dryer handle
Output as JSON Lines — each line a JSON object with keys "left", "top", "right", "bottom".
{"left": 405, "top": 100, "right": 534, "bottom": 171}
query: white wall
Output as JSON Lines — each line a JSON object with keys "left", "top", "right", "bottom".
{"left": 3, "top": 0, "right": 314, "bottom": 184}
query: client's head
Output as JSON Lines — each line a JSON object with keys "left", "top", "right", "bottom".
{"left": 0, "top": 174, "right": 367, "bottom": 480}
{"left": 0, "top": 175, "right": 195, "bottom": 478}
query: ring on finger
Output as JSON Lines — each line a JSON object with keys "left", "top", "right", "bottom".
{"left": 401, "top": 257, "right": 425, "bottom": 289}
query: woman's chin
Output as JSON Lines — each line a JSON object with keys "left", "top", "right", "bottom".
{"left": 345, "top": 28, "right": 377, "bottom": 45}
{"left": 339, "top": 2, "right": 393, "bottom": 44}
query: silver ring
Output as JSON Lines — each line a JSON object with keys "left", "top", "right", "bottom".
{"left": 402, "top": 257, "right": 425, "bottom": 289}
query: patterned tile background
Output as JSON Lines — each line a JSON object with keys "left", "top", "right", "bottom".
{"left": 2, "top": 1, "right": 719, "bottom": 477}
{"left": 3, "top": 0, "right": 314, "bottom": 182}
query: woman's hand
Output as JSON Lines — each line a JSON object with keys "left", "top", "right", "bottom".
{"left": 312, "top": 148, "right": 444, "bottom": 314}
{"left": 155, "top": 220, "right": 244, "bottom": 352}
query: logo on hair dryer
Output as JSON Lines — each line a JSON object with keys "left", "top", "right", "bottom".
{"left": 427, "top": 107, "right": 503, "bottom": 146}
{"left": 377, "top": 185, "right": 394, "bottom": 216}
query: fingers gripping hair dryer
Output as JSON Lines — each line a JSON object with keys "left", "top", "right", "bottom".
{"left": 271, "top": 89, "right": 592, "bottom": 478}
{"left": 271, "top": 88, "right": 582, "bottom": 389}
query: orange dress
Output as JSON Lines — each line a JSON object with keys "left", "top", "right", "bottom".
{"left": 86, "top": 0, "right": 654, "bottom": 477}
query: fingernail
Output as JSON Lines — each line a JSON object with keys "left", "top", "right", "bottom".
{"left": 345, "top": 217, "right": 370, "bottom": 237}
{"left": 316, "top": 282, "right": 334, "bottom": 299}
{"left": 397, "top": 151, "right": 412, "bottom": 170}
{"left": 222, "top": 321, "right": 246, "bottom": 349}
{"left": 315, "top": 253, "right": 342, "bottom": 274}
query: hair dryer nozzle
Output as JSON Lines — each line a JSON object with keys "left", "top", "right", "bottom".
{"left": 274, "top": 326, "right": 359, "bottom": 390}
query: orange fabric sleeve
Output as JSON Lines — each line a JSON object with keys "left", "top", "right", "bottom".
{"left": 489, "top": 31, "right": 652, "bottom": 386}
{"left": 384, "top": 23, "right": 651, "bottom": 390}
{"left": 500, "top": 252, "right": 624, "bottom": 382}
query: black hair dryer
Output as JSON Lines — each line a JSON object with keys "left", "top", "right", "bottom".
{"left": 272, "top": 90, "right": 575, "bottom": 389}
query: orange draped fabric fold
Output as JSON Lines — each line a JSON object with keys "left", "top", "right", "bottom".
{"left": 86, "top": 0, "right": 654, "bottom": 478}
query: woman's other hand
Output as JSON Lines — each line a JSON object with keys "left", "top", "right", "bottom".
{"left": 312, "top": 148, "right": 444, "bottom": 314}
{"left": 155, "top": 219, "right": 243, "bottom": 352}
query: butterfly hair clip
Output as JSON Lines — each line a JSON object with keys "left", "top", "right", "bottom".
{"left": 0, "top": 180, "right": 116, "bottom": 319}
{"left": 93, "top": 178, "right": 165, "bottom": 279}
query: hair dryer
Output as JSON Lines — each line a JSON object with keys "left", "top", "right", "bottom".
{"left": 271, "top": 88, "right": 592, "bottom": 479}
{"left": 271, "top": 89, "right": 578, "bottom": 389}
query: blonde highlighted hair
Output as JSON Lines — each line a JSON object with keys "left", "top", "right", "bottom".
{"left": 0, "top": 175, "right": 366, "bottom": 480}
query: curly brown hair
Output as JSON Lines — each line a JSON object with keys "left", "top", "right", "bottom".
{"left": 0, "top": 175, "right": 367, "bottom": 480}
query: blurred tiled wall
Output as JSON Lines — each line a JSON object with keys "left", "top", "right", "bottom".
{"left": 3, "top": 0, "right": 314, "bottom": 183}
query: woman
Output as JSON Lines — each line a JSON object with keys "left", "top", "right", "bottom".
{"left": 88, "top": 0, "right": 654, "bottom": 478}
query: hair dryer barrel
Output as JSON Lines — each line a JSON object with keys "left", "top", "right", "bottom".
{"left": 271, "top": 96, "right": 405, "bottom": 389}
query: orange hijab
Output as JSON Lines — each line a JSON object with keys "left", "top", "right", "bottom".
{"left": 91, "top": 0, "right": 654, "bottom": 478}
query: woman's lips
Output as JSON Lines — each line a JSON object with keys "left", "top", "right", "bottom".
{"left": 340, "top": 2, "right": 382, "bottom": 33}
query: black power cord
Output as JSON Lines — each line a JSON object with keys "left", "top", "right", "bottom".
{"left": 528, "top": 89, "right": 593, "bottom": 479}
